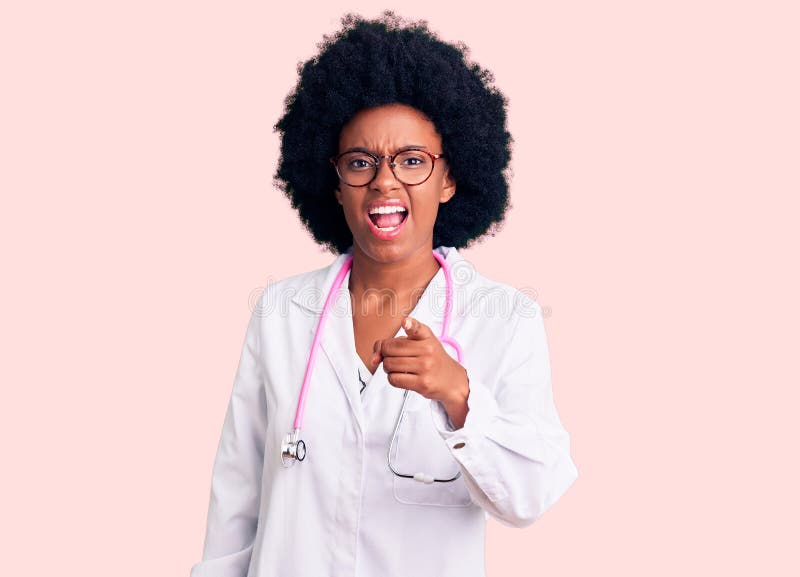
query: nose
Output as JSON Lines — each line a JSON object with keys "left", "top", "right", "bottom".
{"left": 371, "top": 155, "right": 401, "bottom": 191}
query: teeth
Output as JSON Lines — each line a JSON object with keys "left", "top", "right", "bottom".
{"left": 369, "top": 205, "right": 407, "bottom": 215}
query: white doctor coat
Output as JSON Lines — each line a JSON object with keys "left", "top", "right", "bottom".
{"left": 190, "top": 245, "right": 578, "bottom": 577}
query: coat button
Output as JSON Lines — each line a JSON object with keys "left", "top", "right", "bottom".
{"left": 453, "top": 442, "right": 466, "bottom": 449}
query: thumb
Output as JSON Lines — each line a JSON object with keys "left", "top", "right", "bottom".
{"left": 402, "top": 316, "right": 429, "bottom": 340}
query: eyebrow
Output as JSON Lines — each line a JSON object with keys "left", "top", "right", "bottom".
{"left": 340, "top": 144, "right": 428, "bottom": 154}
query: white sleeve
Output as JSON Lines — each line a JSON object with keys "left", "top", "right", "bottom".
{"left": 430, "top": 296, "right": 578, "bottom": 528}
{"left": 190, "top": 309, "right": 267, "bottom": 577}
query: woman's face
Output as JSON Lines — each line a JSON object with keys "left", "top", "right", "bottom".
{"left": 334, "top": 103, "right": 456, "bottom": 264}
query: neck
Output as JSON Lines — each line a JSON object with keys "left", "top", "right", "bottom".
{"left": 348, "top": 244, "right": 441, "bottom": 309}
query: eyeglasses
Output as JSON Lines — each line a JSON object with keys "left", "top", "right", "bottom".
{"left": 330, "top": 148, "right": 446, "bottom": 187}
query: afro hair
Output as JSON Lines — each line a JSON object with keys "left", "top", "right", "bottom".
{"left": 273, "top": 10, "right": 514, "bottom": 255}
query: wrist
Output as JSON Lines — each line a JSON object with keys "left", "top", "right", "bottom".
{"left": 440, "top": 365, "right": 469, "bottom": 412}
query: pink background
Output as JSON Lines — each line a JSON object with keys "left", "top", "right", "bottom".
{"left": 2, "top": 1, "right": 798, "bottom": 575}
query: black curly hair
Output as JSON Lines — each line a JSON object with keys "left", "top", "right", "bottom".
{"left": 273, "top": 10, "right": 514, "bottom": 255}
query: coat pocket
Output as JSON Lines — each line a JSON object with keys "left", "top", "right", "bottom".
{"left": 390, "top": 407, "right": 473, "bottom": 508}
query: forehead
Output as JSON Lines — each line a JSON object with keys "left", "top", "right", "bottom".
{"left": 338, "top": 103, "right": 441, "bottom": 151}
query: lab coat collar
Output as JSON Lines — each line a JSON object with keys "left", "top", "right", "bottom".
{"left": 288, "top": 245, "right": 473, "bottom": 433}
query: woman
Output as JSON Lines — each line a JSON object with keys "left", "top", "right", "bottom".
{"left": 191, "top": 11, "right": 578, "bottom": 577}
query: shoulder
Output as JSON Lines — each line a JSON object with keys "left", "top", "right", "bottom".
{"left": 457, "top": 263, "right": 541, "bottom": 326}
{"left": 264, "top": 263, "right": 330, "bottom": 297}
{"left": 251, "top": 261, "right": 333, "bottom": 323}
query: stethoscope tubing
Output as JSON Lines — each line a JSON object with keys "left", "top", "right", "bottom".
{"left": 282, "top": 249, "right": 462, "bottom": 471}
{"left": 432, "top": 249, "right": 463, "bottom": 364}
{"left": 387, "top": 388, "right": 463, "bottom": 483}
{"left": 292, "top": 254, "right": 354, "bottom": 431}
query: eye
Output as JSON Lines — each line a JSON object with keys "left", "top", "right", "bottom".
{"left": 343, "top": 154, "right": 375, "bottom": 171}
{"left": 395, "top": 151, "right": 429, "bottom": 168}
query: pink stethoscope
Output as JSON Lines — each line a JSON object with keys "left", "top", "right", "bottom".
{"left": 280, "top": 249, "right": 463, "bottom": 483}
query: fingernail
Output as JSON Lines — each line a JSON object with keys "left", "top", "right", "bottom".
{"left": 403, "top": 317, "right": 412, "bottom": 330}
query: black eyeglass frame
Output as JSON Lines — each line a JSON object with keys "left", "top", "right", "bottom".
{"left": 329, "top": 149, "right": 446, "bottom": 187}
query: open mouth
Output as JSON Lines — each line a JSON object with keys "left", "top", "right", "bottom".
{"left": 368, "top": 208, "right": 408, "bottom": 231}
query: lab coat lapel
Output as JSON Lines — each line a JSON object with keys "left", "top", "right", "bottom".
{"left": 317, "top": 273, "right": 366, "bottom": 431}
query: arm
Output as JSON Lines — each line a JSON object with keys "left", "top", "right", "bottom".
{"left": 430, "top": 296, "right": 578, "bottom": 528}
{"left": 190, "top": 308, "right": 267, "bottom": 577}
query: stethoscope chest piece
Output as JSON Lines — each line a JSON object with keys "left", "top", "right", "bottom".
{"left": 280, "top": 428, "right": 306, "bottom": 467}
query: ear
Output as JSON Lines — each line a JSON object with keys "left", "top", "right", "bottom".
{"left": 334, "top": 186, "right": 343, "bottom": 206}
{"left": 439, "top": 166, "right": 456, "bottom": 204}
